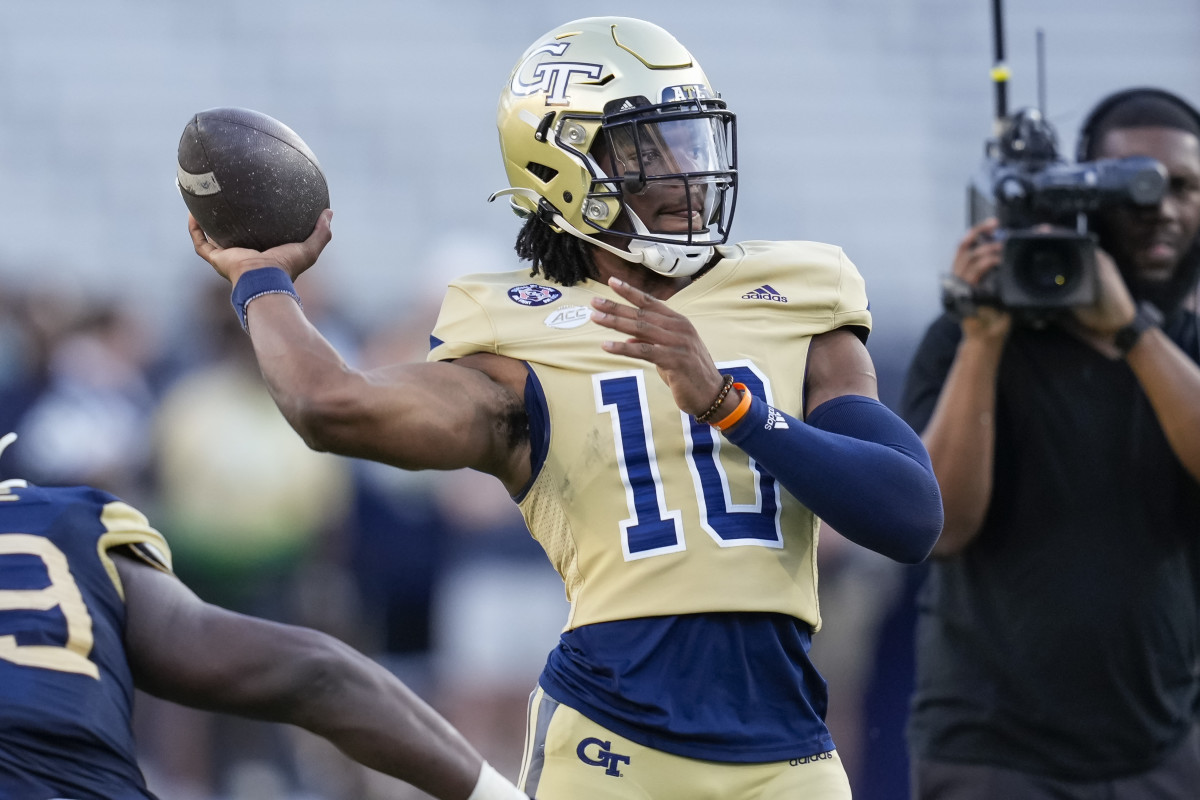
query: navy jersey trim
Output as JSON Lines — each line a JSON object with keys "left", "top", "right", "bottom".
{"left": 0, "top": 483, "right": 159, "bottom": 799}
{"left": 513, "top": 365, "right": 550, "bottom": 503}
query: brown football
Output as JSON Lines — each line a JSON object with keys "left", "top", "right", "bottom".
{"left": 177, "top": 107, "right": 329, "bottom": 250}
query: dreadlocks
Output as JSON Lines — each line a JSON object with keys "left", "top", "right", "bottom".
{"left": 514, "top": 214, "right": 597, "bottom": 287}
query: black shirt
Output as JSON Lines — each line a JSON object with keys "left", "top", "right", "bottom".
{"left": 900, "top": 310, "right": 1200, "bottom": 780}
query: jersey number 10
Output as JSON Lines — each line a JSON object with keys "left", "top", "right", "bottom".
{"left": 595, "top": 362, "right": 783, "bottom": 561}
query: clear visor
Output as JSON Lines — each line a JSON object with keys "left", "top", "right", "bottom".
{"left": 608, "top": 116, "right": 731, "bottom": 179}
{"left": 601, "top": 116, "right": 733, "bottom": 238}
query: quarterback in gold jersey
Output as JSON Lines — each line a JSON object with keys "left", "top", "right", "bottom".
{"left": 189, "top": 17, "right": 942, "bottom": 799}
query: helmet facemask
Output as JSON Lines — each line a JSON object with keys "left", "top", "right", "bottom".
{"left": 565, "top": 95, "right": 738, "bottom": 276}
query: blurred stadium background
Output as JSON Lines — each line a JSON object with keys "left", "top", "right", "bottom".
{"left": 0, "top": 2, "right": 1196, "bottom": 799}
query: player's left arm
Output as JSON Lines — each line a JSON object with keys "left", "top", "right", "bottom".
{"left": 115, "top": 553, "right": 523, "bottom": 800}
{"left": 720, "top": 326, "right": 943, "bottom": 563}
{"left": 591, "top": 279, "right": 942, "bottom": 563}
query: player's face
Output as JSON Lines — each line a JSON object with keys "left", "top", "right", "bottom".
{"left": 1095, "top": 126, "right": 1200, "bottom": 282}
{"left": 602, "top": 118, "right": 729, "bottom": 236}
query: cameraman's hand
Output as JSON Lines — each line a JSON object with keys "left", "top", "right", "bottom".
{"left": 954, "top": 218, "right": 1011, "bottom": 343}
{"left": 1071, "top": 247, "right": 1136, "bottom": 336}
{"left": 188, "top": 209, "right": 333, "bottom": 286}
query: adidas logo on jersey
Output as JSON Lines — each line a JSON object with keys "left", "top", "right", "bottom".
{"left": 742, "top": 284, "right": 788, "bottom": 302}
{"left": 789, "top": 750, "right": 836, "bottom": 766}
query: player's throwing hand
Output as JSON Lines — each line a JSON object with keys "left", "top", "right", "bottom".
{"left": 188, "top": 209, "right": 333, "bottom": 285}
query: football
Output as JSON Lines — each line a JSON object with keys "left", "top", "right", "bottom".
{"left": 176, "top": 107, "right": 329, "bottom": 251}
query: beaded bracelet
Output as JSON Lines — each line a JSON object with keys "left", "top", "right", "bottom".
{"left": 713, "top": 384, "right": 752, "bottom": 431}
{"left": 695, "top": 374, "right": 736, "bottom": 423}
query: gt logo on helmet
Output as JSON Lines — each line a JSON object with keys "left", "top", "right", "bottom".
{"left": 511, "top": 42, "right": 604, "bottom": 106}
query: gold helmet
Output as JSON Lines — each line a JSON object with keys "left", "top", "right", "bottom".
{"left": 492, "top": 17, "right": 738, "bottom": 277}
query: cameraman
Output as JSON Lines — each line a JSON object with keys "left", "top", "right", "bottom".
{"left": 900, "top": 88, "right": 1200, "bottom": 799}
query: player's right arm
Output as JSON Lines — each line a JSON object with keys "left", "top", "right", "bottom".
{"left": 239, "top": 292, "right": 532, "bottom": 491}
{"left": 117, "top": 553, "right": 527, "bottom": 800}
{"left": 187, "top": 211, "right": 532, "bottom": 494}
{"left": 918, "top": 219, "right": 1010, "bottom": 557}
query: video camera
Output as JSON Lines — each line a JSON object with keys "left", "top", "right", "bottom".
{"left": 952, "top": 107, "right": 1167, "bottom": 315}
{"left": 944, "top": 5, "right": 1168, "bottom": 320}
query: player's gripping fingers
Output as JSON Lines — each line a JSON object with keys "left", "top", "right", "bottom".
{"left": 285, "top": 208, "right": 333, "bottom": 265}
{"left": 188, "top": 214, "right": 244, "bottom": 282}
{"left": 259, "top": 208, "right": 333, "bottom": 279}
{"left": 189, "top": 214, "right": 220, "bottom": 257}
{"left": 188, "top": 209, "right": 332, "bottom": 284}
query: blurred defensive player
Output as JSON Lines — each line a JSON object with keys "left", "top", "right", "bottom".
{"left": 0, "top": 432, "right": 527, "bottom": 800}
{"left": 188, "top": 17, "right": 943, "bottom": 799}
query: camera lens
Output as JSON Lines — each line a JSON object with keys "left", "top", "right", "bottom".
{"left": 997, "top": 230, "right": 1097, "bottom": 310}
{"left": 1015, "top": 240, "right": 1081, "bottom": 297}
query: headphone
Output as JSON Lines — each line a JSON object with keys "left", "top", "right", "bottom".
{"left": 1075, "top": 86, "right": 1200, "bottom": 162}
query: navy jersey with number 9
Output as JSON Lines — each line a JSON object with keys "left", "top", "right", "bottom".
{"left": 0, "top": 480, "right": 172, "bottom": 800}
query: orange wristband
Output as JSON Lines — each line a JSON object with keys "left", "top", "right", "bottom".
{"left": 712, "top": 383, "right": 752, "bottom": 431}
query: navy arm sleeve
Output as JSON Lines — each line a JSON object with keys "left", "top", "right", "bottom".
{"left": 722, "top": 394, "right": 943, "bottom": 563}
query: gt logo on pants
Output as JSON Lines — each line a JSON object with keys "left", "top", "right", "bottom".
{"left": 576, "top": 737, "right": 631, "bottom": 776}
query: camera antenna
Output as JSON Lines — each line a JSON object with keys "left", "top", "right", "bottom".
{"left": 1036, "top": 29, "right": 1047, "bottom": 116}
{"left": 990, "top": 0, "right": 1009, "bottom": 135}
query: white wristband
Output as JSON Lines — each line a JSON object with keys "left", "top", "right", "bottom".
{"left": 467, "top": 761, "right": 528, "bottom": 800}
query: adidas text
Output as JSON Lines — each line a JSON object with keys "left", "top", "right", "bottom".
{"left": 742, "top": 284, "right": 788, "bottom": 302}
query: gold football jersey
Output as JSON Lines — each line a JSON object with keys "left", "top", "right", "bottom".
{"left": 428, "top": 240, "right": 871, "bottom": 632}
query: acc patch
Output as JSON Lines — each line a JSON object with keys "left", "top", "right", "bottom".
{"left": 508, "top": 283, "right": 563, "bottom": 306}
{"left": 544, "top": 305, "right": 592, "bottom": 329}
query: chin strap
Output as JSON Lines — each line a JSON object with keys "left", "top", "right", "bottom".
{"left": 623, "top": 209, "right": 714, "bottom": 277}
{"left": 488, "top": 187, "right": 713, "bottom": 277}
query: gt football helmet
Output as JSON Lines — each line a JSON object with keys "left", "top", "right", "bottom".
{"left": 492, "top": 17, "right": 738, "bottom": 277}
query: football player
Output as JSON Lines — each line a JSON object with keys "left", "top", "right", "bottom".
{"left": 188, "top": 16, "right": 943, "bottom": 798}
{"left": 0, "top": 430, "right": 527, "bottom": 800}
